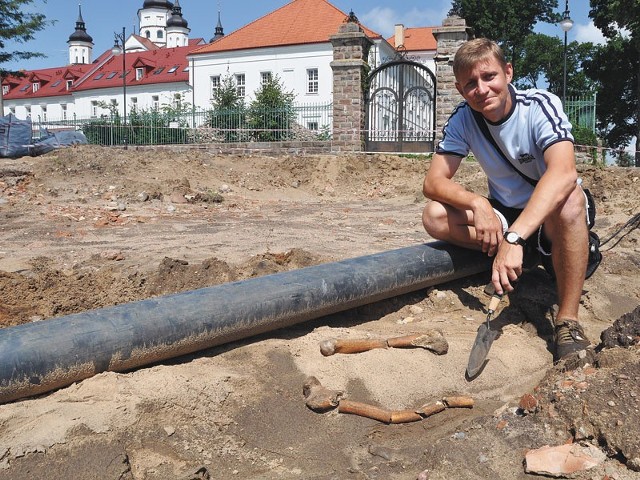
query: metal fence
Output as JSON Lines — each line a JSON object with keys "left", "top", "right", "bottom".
{"left": 565, "top": 94, "right": 596, "bottom": 132}
{"left": 31, "top": 102, "right": 333, "bottom": 146}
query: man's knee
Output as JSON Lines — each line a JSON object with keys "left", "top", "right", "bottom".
{"left": 551, "top": 186, "right": 587, "bottom": 227}
{"left": 422, "top": 201, "right": 448, "bottom": 238}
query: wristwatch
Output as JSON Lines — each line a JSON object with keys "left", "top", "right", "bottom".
{"left": 504, "top": 231, "right": 526, "bottom": 246}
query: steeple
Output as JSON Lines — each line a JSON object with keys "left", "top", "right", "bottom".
{"left": 211, "top": 7, "right": 225, "bottom": 42}
{"left": 67, "top": 4, "right": 93, "bottom": 65}
{"left": 138, "top": 0, "right": 174, "bottom": 47}
{"left": 167, "top": 0, "right": 188, "bottom": 28}
{"left": 166, "top": 0, "right": 190, "bottom": 47}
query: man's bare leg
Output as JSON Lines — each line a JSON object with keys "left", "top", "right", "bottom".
{"left": 543, "top": 185, "right": 588, "bottom": 320}
{"left": 422, "top": 201, "right": 480, "bottom": 250}
{"left": 543, "top": 185, "right": 591, "bottom": 359}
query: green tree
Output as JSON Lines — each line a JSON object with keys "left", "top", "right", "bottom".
{"left": 247, "top": 75, "right": 296, "bottom": 141}
{"left": 516, "top": 34, "right": 596, "bottom": 97}
{"left": 584, "top": 36, "right": 638, "bottom": 166}
{"left": 0, "top": 0, "right": 51, "bottom": 111}
{"left": 588, "top": 0, "right": 640, "bottom": 166}
{"left": 449, "top": 0, "right": 558, "bottom": 75}
{"left": 207, "top": 74, "right": 245, "bottom": 141}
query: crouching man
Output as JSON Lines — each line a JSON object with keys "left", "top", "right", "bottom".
{"left": 422, "top": 38, "right": 591, "bottom": 361}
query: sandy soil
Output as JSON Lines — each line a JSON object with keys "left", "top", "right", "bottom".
{"left": 0, "top": 146, "right": 638, "bottom": 480}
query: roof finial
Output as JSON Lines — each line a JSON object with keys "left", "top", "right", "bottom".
{"left": 211, "top": 1, "right": 224, "bottom": 41}
{"left": 345, "top": 10, "right": 359, "bottom": 24}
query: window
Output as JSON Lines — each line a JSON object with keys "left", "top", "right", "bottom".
{"left": 66, "top": 80, "right": 73, "bottom": 90}
{"left": 94, "top": 73, "right": 105, "bottom": 80}
{"left": 91, "top": 101, "right": 98, "bottom": 118}
{"left": 41, "top": 106, "right": 47, "bottom": 121}
{"left": 152, "top": 95, "right": 159, "bottom": 110}
{"left": 157, "top": 30, "right": 164, "bottom": 39}
{"left": 145, "top": 31, "right": 151, "bottom": 39}
{"left": 107, "top": 72, "right": 118, "bottom": 79}
{"left": 210, "top": 75, "right": 220, "bottom": 97}
{"left": 20, "top": 84, "right": 30, "bottom": 92}
{"left": 168, "top": 65, "right": 179, "bottom": 73}
{"left": 261, "top": 71, "right": 272, "bottom": 85}
{"left": 61, "top": 104, "right": 67, "bottom": 120}
{"left": 25, "top": 106, "right": 31, "bottom": 116}
{"left": 235, "top": 74, "right": 245, "bottom": 97}
{"left": 153, "top": 67, "right": 164, "bottom": 75}
{"left": 307, "top": 68, "right": 318, "bottom": 94}
{"left": 2, "top": 85, "right": 8, "bottom": 95}
{"left": 51, "top": 80, "right": 61, "bottom": 87}
{"left": 32, "top": 83, "right": 40, "bottom": 93}
{"left": 136, "top": 68, "right": 144, "bottom": 80}
{"left": 307, "top": 121, "right": 319, "bottom": 131}
{"left": 120, "top": 70, "right": 129, "bottom": 79}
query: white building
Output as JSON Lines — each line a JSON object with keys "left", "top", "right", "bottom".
{"left": 2, "top": 0, "right": 437, "bottom": 131}
{"left": 189, "top": 0, "right": 395, "bottom": 109}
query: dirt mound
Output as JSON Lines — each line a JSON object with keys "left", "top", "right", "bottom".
{"left": 0, "top": 146, "right": 638, "bottom": 479}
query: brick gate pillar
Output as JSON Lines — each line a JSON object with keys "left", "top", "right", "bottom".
{"left": 330, "top": 20, "right": 373, "bottom": 152}
{"left": 432, "top": 17, "right": 473, "bottom": 144}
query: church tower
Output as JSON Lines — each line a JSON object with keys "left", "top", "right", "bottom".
{"left": 138, "top": 0, "right": 174, "bottom": 48}
{"left": 67, "top": 5, "right": 93, "bottom": 65}
{"left": 166, "top": 0, "right": 190, "bottom": 48}
{"left": 210, "top": 10, "right": 225, "bottom": 42}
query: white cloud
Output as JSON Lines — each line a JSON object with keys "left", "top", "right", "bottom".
{"left": 359, "top": 2, "right": 450, "bottom": 37}
{"left": 573, "top": 21, "right": 607, "bottom": 45}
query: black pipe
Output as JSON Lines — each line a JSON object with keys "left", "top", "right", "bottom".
{"left": 0, "top": 242, "right": 491, "bottom": 403}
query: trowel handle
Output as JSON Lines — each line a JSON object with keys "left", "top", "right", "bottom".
{"left": 488, "top": 293, "right": 503, "bottom": 312}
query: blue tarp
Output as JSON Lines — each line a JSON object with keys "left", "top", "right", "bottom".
{"left": 29, "top": 129, "right": 88, "bottom": 156}
{"left": 0, "top": 114, "right": 32, "bottom": 158}
{"left": 0, "top": 114, "right": 88, "bottom": 158}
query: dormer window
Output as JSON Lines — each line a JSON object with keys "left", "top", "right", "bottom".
{"left": 2, "top": 85, "right": 8, "bottom": 95}
{"left": 33, "top": 82, "right": 40, "bottom": 93}
{"left": 136, "top": 68, "right": 144, "bottom": 80}
{"left": 66, "top": 80, "right": 73, "bottom": 90}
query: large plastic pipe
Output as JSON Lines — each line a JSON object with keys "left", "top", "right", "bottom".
{"left": 0, "top": 242, "right": 492, "bottom": 403}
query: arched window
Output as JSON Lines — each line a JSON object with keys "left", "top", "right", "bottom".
{"left": 157, "top": 30, "right": 164, "bottom": 39}
{"left": 145, "top": 31, "right": 151, "bottom": 39}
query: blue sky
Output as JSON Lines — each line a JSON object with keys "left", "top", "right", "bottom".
{"left": 4, "top": 0, "right": 604, "bottom": 72}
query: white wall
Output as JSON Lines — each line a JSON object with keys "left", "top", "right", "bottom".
{"left": 190, "top": 43, "right": 336, "bottom": 109}
{"left": 72, "top": 82, "right": 191, "bottom": 119}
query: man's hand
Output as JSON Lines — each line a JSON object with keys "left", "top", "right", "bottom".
{"left": 491, "top": 242, "right": 524, "bottom": 294}
{"left": 471, "top": 198, "right": 503, "bottom": 257}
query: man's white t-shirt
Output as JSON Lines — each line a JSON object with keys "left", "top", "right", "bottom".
{"left": 436, "top": 85, "right": 574, "bottom": 209}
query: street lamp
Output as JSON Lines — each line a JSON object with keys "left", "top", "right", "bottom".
{"left": 559, "top": 0, "right": 574, "bottom": 105}
{"left": 112, "top": 27, "right": 128, "bottom": 148}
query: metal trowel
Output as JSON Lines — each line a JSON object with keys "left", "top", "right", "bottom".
{"left": 466, "top": 292, "right": 503, "bottom": 378}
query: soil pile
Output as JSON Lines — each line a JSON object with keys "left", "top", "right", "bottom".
{"left": 0, "top": 146, "right": 638, "bottom": 479}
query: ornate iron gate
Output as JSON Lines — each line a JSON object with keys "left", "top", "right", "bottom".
{"left": 365, "top": 59, "right": 436, "bottom": 153}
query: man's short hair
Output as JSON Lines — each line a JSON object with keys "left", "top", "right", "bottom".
{"left": 453, "top": 38, "right": 508, "bottom": 79}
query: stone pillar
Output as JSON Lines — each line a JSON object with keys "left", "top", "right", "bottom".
{"left": 330, "top": 21, "right": 373, "bottom": 152}
{"left": 432, "top": 17, "right": 473, "bottom": 143}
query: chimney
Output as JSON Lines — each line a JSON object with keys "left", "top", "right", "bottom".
{"left": 394, "top": 24, "right": 405, "bottom": 48}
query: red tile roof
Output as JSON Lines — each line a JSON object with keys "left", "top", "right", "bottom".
{"left": 2, "top": 65, "right": 92, "bottom": 100}
{"left": 191, "top": 0, "right": 381, "bottom": 55}
{"left": 73, "top": 45, "right": 192, "bottom": 92}
{"left": 387, "top": 27, "right": 436, "bottom": 51}
{"left": 132, "top": 34, "right": 161, "bottom": 51}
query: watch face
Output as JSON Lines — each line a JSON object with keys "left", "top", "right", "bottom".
{"left": 506, "top": 232, "right": 519, "bottom": 243}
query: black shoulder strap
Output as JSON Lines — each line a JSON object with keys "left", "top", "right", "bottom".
{"left": 470, "top": 109, "right": 538, "bottom": 187}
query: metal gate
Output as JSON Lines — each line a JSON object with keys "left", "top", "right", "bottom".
{"left": 365, "top": 59, "right": 436, "bottom": 153}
